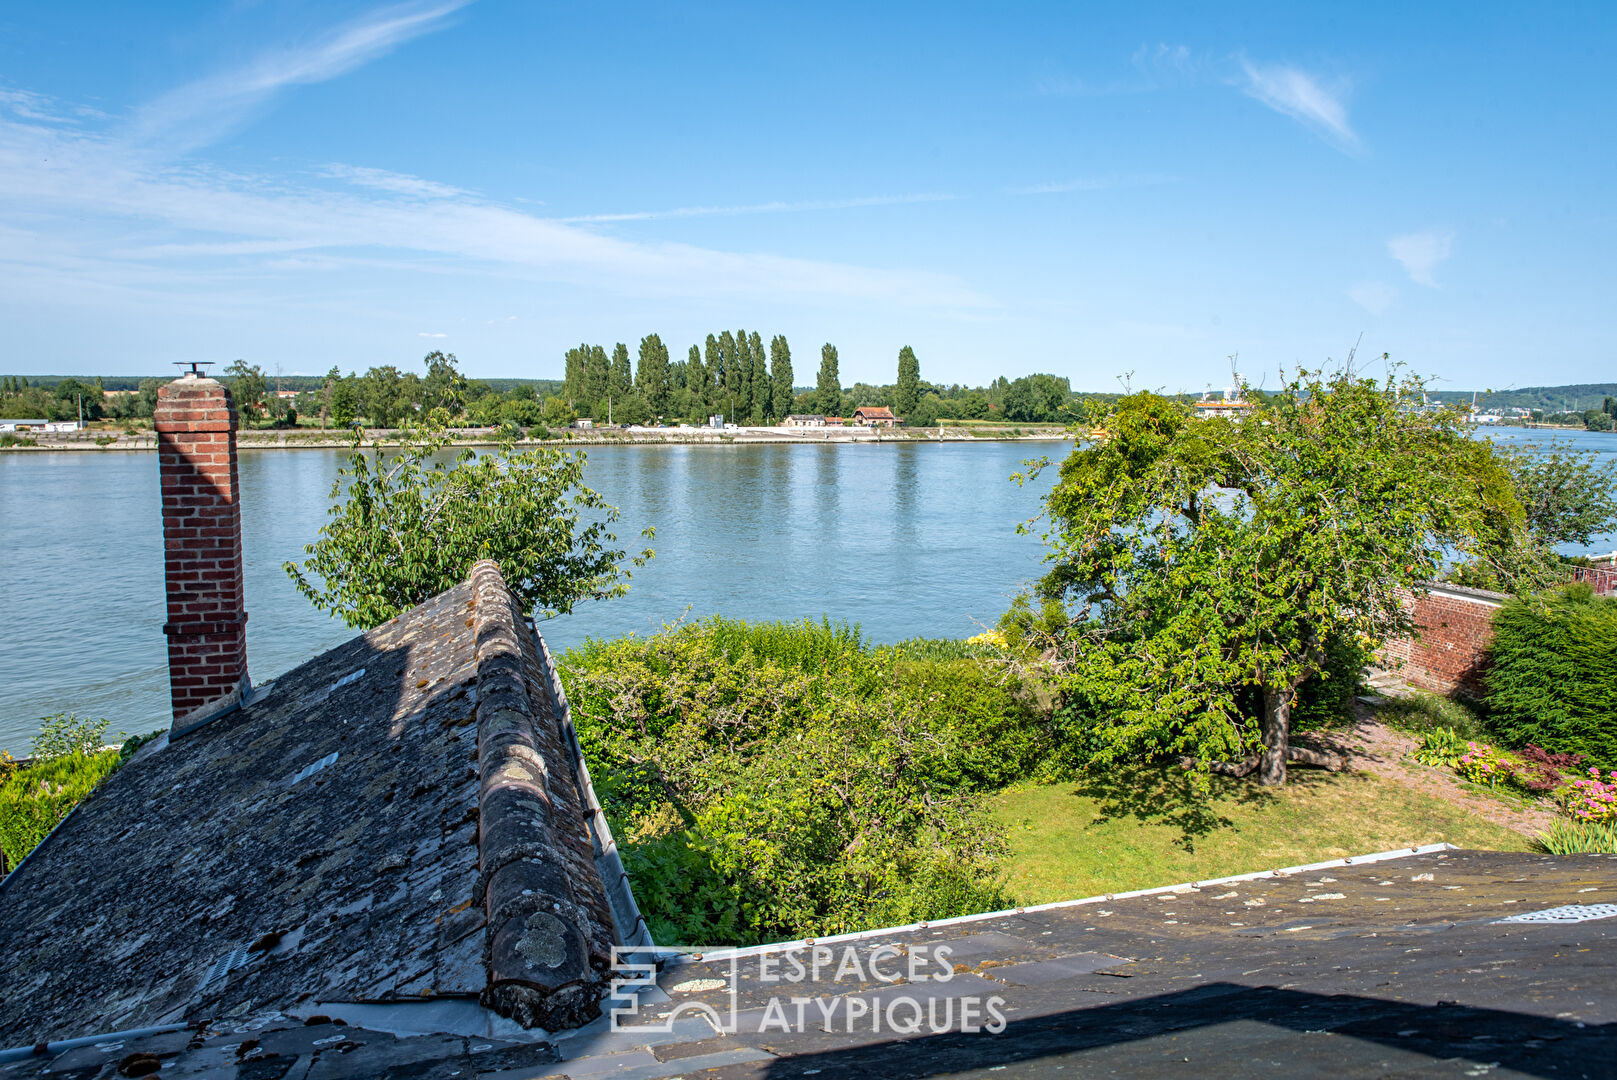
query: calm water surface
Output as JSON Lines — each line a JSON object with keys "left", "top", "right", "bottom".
{"left": 3, "top": 429, "right": 1612, "bottom": 755}
{"left": 0, "top": 441, "right": 1063, "bottom": 753}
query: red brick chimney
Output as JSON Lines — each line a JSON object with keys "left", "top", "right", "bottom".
{"left": 155, "top": 371, "right": 249, "bottom": 732}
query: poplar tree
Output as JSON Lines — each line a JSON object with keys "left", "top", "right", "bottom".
{"left": 610, "top": 343, "right": 632, "bottom": 400}
{"left": 636, "top": 334, "right": 671, "bottom": 416}
{"left": 748, "top": 331, "right": 769, "bottom": 421}
{"left": 894, "top": 346, "right": 921, "bottom": 419}
{"left": 704, "top": 335, "right": 722, "bottom": 412}
{"left": 734, "top": 331, "right": 753, "bottom": 419}
{"left": 771, "top": 336, "right": 794, "bottom": 419}
{"left": 815, "top": 344, "right": 841, "bottom": 416}
{"left": 583, "top": 345, "right": 610, "bottom": 416}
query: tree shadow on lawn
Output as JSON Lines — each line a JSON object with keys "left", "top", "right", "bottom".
{"left": 1069, "top": 763, "right": 1294, "bottom": 852}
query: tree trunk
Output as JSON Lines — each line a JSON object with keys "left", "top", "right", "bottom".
{"left": 1259, "top": 685, "right": 1290, "bottom": 786}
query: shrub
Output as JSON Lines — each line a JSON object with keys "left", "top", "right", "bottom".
{"left": 561, "top": 617, "right": 1047, "bottom": 945}
{"left": 0, "top": 434, "right": 38, "bottom": 448}
{"left": 1378, "top": 692, "right": 1493, "bottom": 743}
{"left": 0, "top": 748, "right": 122, "bottom": 872}
{"left": 1486, "top": 586, "right": 1617, "bottom": 763}
{"left": 1536, "top": 818, "right": 1617, "bottom": 855}
{"left": 1562, "top": 767, "right": 1617, "bottom": 823}
{"left": 1457, "top": 742, "right": 1511, "bottom": 788}
{"left": 30, "top": 714, "right": 110, "bottom": 760}
{"left": 1413, "top": 727, "right": 1467, "bottom": 767}
{"left": 1515, "top": 744, "right": 1587, "bottom": 794}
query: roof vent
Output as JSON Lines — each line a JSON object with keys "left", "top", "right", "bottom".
{"left": 291, "top": 752, "right": 339, "bottom": 786}
{"left": 1497, "top": 903, "right": 1617, "bottom": 924}
{"left": 201, "top": 947, "right": 249, "bottom": 991}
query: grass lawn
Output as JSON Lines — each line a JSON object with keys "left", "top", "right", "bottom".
{"left": 993, "top": 767, "right": 1532, "bottom": 905}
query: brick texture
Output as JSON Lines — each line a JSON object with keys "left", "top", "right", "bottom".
{"left": 1380, "top": 584, "right": 1503, "bottom": 697}
{"left": 154, "top": 375, "right": 248, "bottom": 726}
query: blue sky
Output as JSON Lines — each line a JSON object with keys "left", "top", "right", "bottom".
{"left": 0, "top": 2, "right": 1612, "bottom": 391}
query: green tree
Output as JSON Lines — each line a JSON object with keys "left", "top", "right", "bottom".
{"left": 636, "top": 334, "right": 672, "bottom": 417}
{"left": 815, "top": 344, "right": 841, "bottom": 415}
{"left": 748, "top": 331, "right": 769, "bottom": 422}
{"left": 330, "top": 373, "right": 360, "bottom": 426}
{"left": 361, "top": 365, "right": 407, "bottom": 428}
{"left": 583, "top": 345, "right": 610, "bottom": 417}
{"left": 893, "top": 346, "right": 921, "bottom": 419}
{"left": 610, "top": 342, "right": 633, "bottom": 400}
{"left": 1031, "top": 369, "right": 1515, "bottom": 785}
{"left": 421, "top": 351, "right": 467, "bottom": 415}
{"left": 286, "top": 413, "right": 654, "bottom": 629}
{"left": 223, "top": 360, "right": 267, "bottom": 419}
{"left": 770, "top": 335, "right": 794, "bottom": 420}
{"left": 1002, "top": 373, "right": 1070, "bottom": 422}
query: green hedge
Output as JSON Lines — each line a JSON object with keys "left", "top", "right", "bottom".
{"left": 1485, "top": 585, "right": 1617, "bottom": 764}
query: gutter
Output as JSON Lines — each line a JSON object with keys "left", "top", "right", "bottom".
{"left": 0, "top": 1023, "right": 188, "bottom": 1065}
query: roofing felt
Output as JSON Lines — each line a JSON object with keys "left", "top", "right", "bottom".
{"left": 0, "top": 563, "right": 614, "bottom": 1048}
{"left": 4, "top": 848, "right": 1614, "bottom": 1078}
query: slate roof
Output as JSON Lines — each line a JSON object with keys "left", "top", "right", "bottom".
{"left": 4, "top": 848, "right": 1614, "bottom": 1077}
{"left": 0, "top": 561, "right": 615, "bottom": 1049}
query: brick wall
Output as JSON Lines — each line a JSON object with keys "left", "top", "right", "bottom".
{"left": 1380, "top": 583, "right": 1504, "bottom": 697}
{"left": 154, "top": 375, "right": 249, "bottom": 728}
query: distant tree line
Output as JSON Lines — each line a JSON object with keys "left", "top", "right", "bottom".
{"left": 1, "top": 342, "right": 1097, "bottom": 431}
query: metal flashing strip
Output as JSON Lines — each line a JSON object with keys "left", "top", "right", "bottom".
{"left": 291, "top": 751, "right": 339, "bottom": 786}
{"left": 529, "top": 622, "right": 657, "bottom": 961}
{"left": 1497, "top": 903, "right": 1617, "bottom": 924}
{"left": 668, "top": 844, "right": 1458, "bottom": 967}
{"left": 202, "top": 947, "right": 250, "bottom": 991}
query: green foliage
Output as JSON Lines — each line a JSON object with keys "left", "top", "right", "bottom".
{"left": 286, "top": 412, "right": 653, "bottom": 629}
{"left": 1536, "top": 817, "right": 1617, "bottom": 855}
{"left": 1485, "top": 585, "right": 1617, "bottom": 764}
{"left": 815, "top": 344, "right": 841, "bottom": 416}
{"left": 893, "top": 346, "right": 921, "bottom": 419}
{"left": 1029, "top": 367, "right": 1516, "bottom": 785}
{"left": 560, "top": 618, "right": 1055, "bottom": 944}
{"left": 223, "top": 359, "right": 266, "bottom": 416}
{"left": 31, "top": 713, "right": 111, "bottom": 760}
{"left": 1413, "top": 727, "right": 1468, "bottom": 767}
{"left": 0, "top": 434, "right": 38, "bottom": 448}
{"left": 1, "top": 747, "right": 122, "bottom": 872}
{"left": 1377, "top": 692, "right": 1493, "bottom": 743}
{"left": 118, "top": 730, "right": 165, "bottom": 761}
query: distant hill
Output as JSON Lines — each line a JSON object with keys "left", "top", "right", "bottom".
{"left": 1426, "top": 383, "right": 1617, "bottom": 411}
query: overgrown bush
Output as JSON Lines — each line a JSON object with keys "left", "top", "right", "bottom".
{"left": 1486, "top": 585, "right": 1617, "bottom": 764}
{"left": 30, "top": 714, "right": 110, "bottom": 759}
{"left": 1379, "top": 692, "right": 1493, "bottom": 743}
{"left": 560, "top": 617, "right": 1055, "bottom": 945}
{"left": 1, "top": 748, "right": 121, "bottom": 872}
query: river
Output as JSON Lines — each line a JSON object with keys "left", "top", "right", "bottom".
{"left": 0, "top": 441, "right": 1064, "bottom": 753}
{"left": 3, "top": 428, "right": 1613, "bottom": 755}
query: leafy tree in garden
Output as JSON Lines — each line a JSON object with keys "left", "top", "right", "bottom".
{"left": 1029, "top": 368, "right": 1517, "bottom": 785}
{"left": 286, "top": 412, "right": 654, "bottom": 629}
{"left": 893, "top": 345, "right": 921, "bottom": 419}
{"left": 636, "top": 333, "right": 671, "bottom": 417}
{"left": 421, "top": 351, "right": 467, "bottom": 415}
{"left": 1500, "top": 448, "right": 1617, "bottom": 548}
{"left": 815, "top": 344, "right": 841, "bottom": 415}
{"left": 223, "top": 360, "right": 267, "bottom": 417}
{"left": 748, "top": 331, "right": 769, "bottom": 422}
{"left": 770, "top": 335, "right": 794, "bottom": 420}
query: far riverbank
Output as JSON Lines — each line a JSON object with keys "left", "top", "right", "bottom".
{"left": 1, "top": 422, "right": 1073, "bottom": 453}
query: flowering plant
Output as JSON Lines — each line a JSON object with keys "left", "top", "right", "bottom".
{"left": 1563, "top": 767, "right": 1617, "bottom": 823}
{"left": 1456, "top": 742, "right": 1512, "bottom": 788}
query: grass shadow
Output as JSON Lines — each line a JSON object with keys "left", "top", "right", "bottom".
{"left": 1068, "top": 763, "right": 1281, "bottom": 852}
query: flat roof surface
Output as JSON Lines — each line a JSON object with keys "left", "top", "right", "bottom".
{"left": 8, "top": 848, "right": 1615, "bottom": 1077}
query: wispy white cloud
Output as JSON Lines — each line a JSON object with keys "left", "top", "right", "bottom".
{"left": 323, "top": 164, "right": 469, "bottom": 199}
{"left": 1009, "top": 173, "right": 1175, "bottom": 196}
{"left": 560, "top": 193, "right": 956, "bottom": 224}
{"left": 128, "top": 1, "right": 473, "bottom": 152}
{"left": 418, "top": 331, "right": 448, "bottom": 338}
{"left": 0, "top": 107, "right": 986, "bottom": 312}
{"left": 1387, "top": 229, "right": 1455, "bottom": 286}
{"left": 1236, "top": 58, "right": 1359, "bottom": 153}
{"left": 1348, "top": 280, "right": 1398, "bottom": 315}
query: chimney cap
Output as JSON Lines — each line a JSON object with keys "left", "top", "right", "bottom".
{"left": 173, "top": 360, "right": 217, "bottom": 377}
